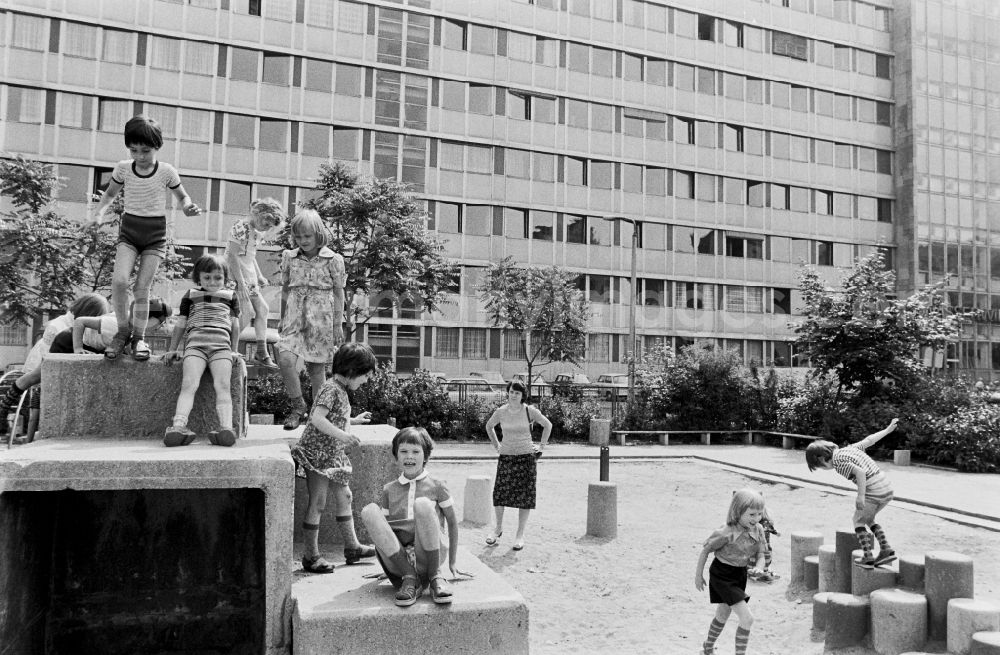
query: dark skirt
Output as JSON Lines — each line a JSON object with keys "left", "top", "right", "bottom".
{"left": 493, "top": 453, "right": 537, "bottom": 510}
{"left": 708, "top": 558, "right": 750, "bottom": 606}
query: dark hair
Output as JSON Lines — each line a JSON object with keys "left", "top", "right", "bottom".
{"left": 391, "top": 426, "right": 435, "bottom": 462}
{"left": 331, "top": 342, "right": 377, "bottom": 379}
{"left": 69, "top": 293, "right": 109, "bottom": 319}
{"left": 191, "top": 253, "right": 229, "bottom": 284}
{"left": 129, "top": 297, "right": 171, "bottom": 324}
{"left": 124, "top": 115, "right": 163, "bottom": 149}
{"left": 805, "top": 440, "right": 838, "bottom": 472}
{"left": 506, "top": 380, "right": 528, "bottom": 404}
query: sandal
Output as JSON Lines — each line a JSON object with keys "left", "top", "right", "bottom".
{"left": 131, "top": 338, "right": 151, "bottom": 362}
{"left": 301, "top": 554, "right": 335, "bottom": 574}
{"left": 283, "top": 410, "right": 304, "bottom": 431}
{"left": 429, "top": 576, "right": 453, "bottom": 604}
{"left": 252, "top": 352, "right": 278, "bottom": 369}
{"left": 394, "top": 575, "right": 421, "bottom": 607}
{"left": 104, "top": 329, "right": 131, "bottom": 360}
{"left": 485, "top": 530, "right": 502, "bottom": 546}
{"left": 512, "top": 540, "right": 525, "bottom": 551}
{"left": 344, "top": 544, "right": 376, "bottom": 564}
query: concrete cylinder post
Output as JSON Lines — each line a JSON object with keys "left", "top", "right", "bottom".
{"left": 925, "top": 550, "right": 975, "bottom": 640}
{"left": 948, "top": 599, "right": 1000, "bottom": 655}
{"left": 851, "top": 548, "right": 898, "bottom": 596}
{"left": 825, "top": 593, "right": 871, "bottom": 649}
{"left": 819, "top": 544, "right": 838, "bottom": 592}
{"left": 898, "top": 554, "right": 926, "bottom": 590}
{"left": 971, "top": 632, "right": 1000, "bottom": 655}
{"left": 790, "top": 531, "right": 824, "bottom": 585}
{"left": 462, "top": 475, "right": 494, "bottom": 526}
{"left": 870, "top": 588, "right": 928, "bottom": 655}
{"left": 803, "top": 555, "right": 820, "bottom": 590}
{"left": 813, "top": 591, "right": 834, "bottom": 630}
{"left": 586, "top": 482, "right": 617, "bottom": 539}
{"left": 589, "top": 418, "right": 610, "bottom": 446}
{"left": 834, "top": 529, "right": 859, "bottom": 593}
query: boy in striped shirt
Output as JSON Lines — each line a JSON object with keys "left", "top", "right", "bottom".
{"left": 91, "top": 115, "right": 202, "bottom": 361}
{"left": 806, "top": 418, "right": 900, "bottom": 568}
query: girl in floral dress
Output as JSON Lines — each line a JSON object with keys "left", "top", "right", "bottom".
{"left": 290, "top": 342, "right": 378, "bottom": 573}
{"left": 276, "top": 209, "right": 346, "bottom": 430}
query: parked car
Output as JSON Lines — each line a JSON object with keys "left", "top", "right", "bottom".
{"left": 444, "top": 377, "right": 504, "bottom": 403}
{"left": 468, "top": 371, "right": 507, "bottom": 392}
{"left": 552, "top": 373, "right": 600, "bottom": 398}
{"left": 596, "top": 373, "right": 629, "bottom": 400}
{"left": 510, "top": 373, "right": 552, "bottom": 398}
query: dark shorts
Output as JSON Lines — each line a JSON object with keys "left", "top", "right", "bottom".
{"left": 118, "top": 212, "right": 167, "bottom": 258}
{"left": 709, "top": 558, "right": 750, "bottom": 606}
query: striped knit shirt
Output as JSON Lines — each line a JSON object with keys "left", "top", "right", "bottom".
{"left": 111, "top": 160, "right": 181, "bottom": 217}
{"left": 832, "top": 444, "right": 883, "bottom": 484}
{"left": 178, "top": 288, "right": 240, "bottom": 340}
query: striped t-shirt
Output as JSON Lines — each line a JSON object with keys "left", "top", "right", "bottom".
{"left": 832, "top": 444, "right": 882, "bottom": 484}
{"left": 178, "top": 288, "right": 240, "bottom": 340}
{"left": 111, "top": 160, "right": 181, "bottom": 217}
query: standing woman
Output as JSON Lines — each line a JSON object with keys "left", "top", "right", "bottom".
{"left": 484, "top": 380, "right": 552, "bottom": 551}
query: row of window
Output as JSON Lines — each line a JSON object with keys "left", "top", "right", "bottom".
{"left": 918, "top": 242, "right": 1000, "bottom": 285}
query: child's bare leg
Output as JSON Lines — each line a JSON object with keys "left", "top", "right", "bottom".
{"left": 730, "top": 601, "right": 754, "bottom": 655}
{"left": 413, "top": 497, "right": 452, "bottom": 602}
{"left": 303, "top": 471, "right": 329, "bottom": 560}
{"left": 208, "top": 357, "right": 235, "bottom": 446}
{"left": 131, "top": 253, "right": 161, "bottom": 339}
{"left": 107, "top": 245, "right": 138, "bottom": 358}
{"left": 277, "top": 349, "right": 307, "bottom": 427}
{"left": 250, "top": 295, "right": 273, "bottom": 363}
{"left": 165, "top": 356, "right": 206, "bottom": 446}
{"left": 703, "top": 604, "right": 732, "bottom": 654}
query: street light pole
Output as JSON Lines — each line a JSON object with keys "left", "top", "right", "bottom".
{"left": 626, "top": 218, "right": 637, "bottom": 408}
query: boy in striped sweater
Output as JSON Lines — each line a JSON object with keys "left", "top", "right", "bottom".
{"left": 806, "top": 418, "right": 900, "bottom": 568}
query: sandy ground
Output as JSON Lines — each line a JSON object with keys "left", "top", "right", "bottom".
{"left": 430, "top": 459, "right": 1000, "bottom": 655}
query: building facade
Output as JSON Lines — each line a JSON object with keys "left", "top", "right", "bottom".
{"left": 0, "top": 0, "right": 994, "bottom": 379}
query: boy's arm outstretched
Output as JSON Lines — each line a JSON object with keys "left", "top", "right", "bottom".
{"left": 170, "top": 183, "right": 201, "bottom": 216}
{"left": 856, "top": 418, "right": 899, "bottom": 450}
{"left": 89, "top": 179, "right": 123, "bottom": 223}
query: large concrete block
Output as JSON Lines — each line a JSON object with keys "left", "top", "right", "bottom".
{"left": 851, "top": 549, "right": 898, "bottom": 596}
{"left": 293, "top": 424, "right": 398, "bottom": 546}
{"left": 834, "top": 529, "right": 859, "bottom": 593}
{"left": 898, "top": 554, "right": 925, "bottom": 590}
{"left": 0, "top": 437, "right": 294, "bottom": 655}
{"left": 870, "top": 588, "right": 928, "bottom": 655}
{"left": 948, "top": 599, "right": 1000, "bottom": 655}
{"left": 462, "top": 475, "right": 493, "bottom": 526}
{"left": 819, "top": 544, "right": 838, "bottom": 592}
{"left": 825, "top": 592, "right": 870, "bottom": 649}
{"left": 813, "top": 591, "right": 834, "bottom": 630}
{"left": 292, "top": 547, "right": 528, "bottom": 655}
{"left": 40, "top": 354, "right": 247, "bottom": 440}
{"left": 926, "top": 550, "right": 975, "bottom": 640}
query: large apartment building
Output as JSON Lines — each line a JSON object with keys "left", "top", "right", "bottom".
{"left": 0, "top": 0, "right": 996, "bottom": 380}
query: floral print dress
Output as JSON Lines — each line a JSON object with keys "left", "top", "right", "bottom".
{"left": 277, "top": 246, "right": 345, "bottom": 363}
{"left": 290, "top": 379, "right": 353, "bottom": 484}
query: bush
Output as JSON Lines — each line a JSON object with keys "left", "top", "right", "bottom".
{"left": 389, "top": 370, "right": 457, "bottom": 442}
{"left": 247, "top": 371, "right": 312, "bottom": 421}
{"left": 537, "top": 396, "right": 603, "bottom": 441}
{"left": 350, "top": 362, "right": 401, "bottom": 424}
{"left": 451, "top": 396, "right": 500, "bottom": 441}
{"left": 914, "top": 404, "right": 1000, "bottom": 472}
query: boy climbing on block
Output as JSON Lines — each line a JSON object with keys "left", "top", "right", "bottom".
{"left": 805, "top": 418, "right": 900, "bottom": 568}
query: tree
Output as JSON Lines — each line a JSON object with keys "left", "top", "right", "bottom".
{"left": 479, "top": 257, "right": 590, "bottom": 397}
{"left": 793, "top": 250, "right": 964, "bottom": 395}
{"left": 299, "top": 163, "right": 457, "bottom": 339}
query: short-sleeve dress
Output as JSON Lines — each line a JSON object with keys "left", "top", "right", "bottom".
{"left": 289, "top": 378, "right": 353, "bottom": 484}
{"left": 226, "top": 220, "right": 262, "bottom": 310}
{"left": 277, "top": 246, "right": 345, "bottom": 364}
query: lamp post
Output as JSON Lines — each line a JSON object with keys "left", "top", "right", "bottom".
{"left": 603, "top": 216, "right": 638, "bottom": 408}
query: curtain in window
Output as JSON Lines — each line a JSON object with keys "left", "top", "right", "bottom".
{"left": 183, "top": 41, "right": 215, "bottom": 75}
{"left": 466, "top": 145, "right": 493, "bottom": 174}
{"left": 62, "top": 22, "right": 98, "bottom": 58}
{"left": 503, "top": 330, "right": 526, "bottom": 360}
{"left": 435, "top": 328, "right": 459, "bottom": 358}
{"left": 150, "top": 36, "right": 181, "bottom": 70}
{"left": 589, "top": 333, "right": 610, "bottom": 362}
{"left": 59, "top": 93, "right": 89, "bottom": 129}
{"left": 12, "top": 15, "right": 47, "bottom": 51}
{"left": 146, "top": 104, "right": 177, "bottom": 136}
{"left": 725, "top": 285, "right": 745, "bottom": 312}
{"left": 181, "top": 108, "right": 212, "bottom": 141}
{"left": 98, "top": 99, "right": 131, "bottom": 131}
{"left": 308, "top": 0, "right": 336, "bottom": 27}
{"left": 101, "top": 29, "right": 134, "bottom": 64}
{"left": 9, "top": 87, "right": 44, "bottom": 123}
{"left": 338, "top": 1, "right": 365, "bottom": 33}
{"left": 263, "top": 0, "right": 294, "bottom": 21}
{"left": 462, "top": 328, "right": 487, "bottom": 359}
{"left": 746, "top": 287, "right": 764, "bottom": 313}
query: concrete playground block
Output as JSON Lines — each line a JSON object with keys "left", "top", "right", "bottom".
{"left": 790, "top": 531, "right": 824, "bottom": 585}
{"left": 40, "top": 354, "right": 247, "bottom": 439}
{"left": 893, "top": 449, "right": 911, "bottom": 466}
{"left": 588, "top": 418, "right": 610, "bottom": 446}
{"left": 851, "top": 550, "right": 898, "bottom": 596}
{"left": 825, "top": 593, "right": 870, "bottom": 649}
{"left": 870, "top": 588, "right": 928, "bottom": 655}
{"left": 586, "top": 481, "right": 618, "bottom": 539}
{"left": 834, "top": 529, "right": 859, "bottom": 593}
{"left": 898, "top": 554, "right": 925, "bottom": 590}
{"left": 819, "top": 544, "right": 838, "bottom": 592}
{"left": 250, "top": 414, "right": 274, "bottom": 425}
{"left": 293, "top": 425, "right": 398, "bottom": 546}
{"left": 971, "top": 631, "right": 1000, "bottom": 655}
{"left": 925, "top": 550, "right": 975, "bottom": 640}
{"left": 813, "top": 591, "right": 834, "bottom": 630}
{"left": 463, "top": 475, "right": 493, "bottom": 526}
{"left": 291, "top": 547, "right": 528, "bottom": 655}
{"left": 948, "top": 599, "right": 1000, "bottom": 655}
{"left": 803, "top": 555, "right": 820, "bottom": 590}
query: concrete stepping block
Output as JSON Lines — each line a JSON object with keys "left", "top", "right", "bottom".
{"left": 851, "top": 549, "right": 898, "bottom": 596}
{"left": 586, "top": 481, "right": 617, "bottom": 539}
{"left": 834, "top": 530, "right": 859, "bottom": 593}
{"left": 972, "top": 631, "right": 1000, "bottom": 655}
{"left": 898, "top": 554, "right": 925, "bottom": 590}
{"left": 803, "top": 555, "right": 819, "bottom": 590}
{"left": 948, "top": 599, "right": 1000, "bottom": 655}
{"left": 291, "top": 547, "right": 528, "bottom": 655}
{"left": 925, "top": 550, "right": 975, "bottom": 640}
{"left": 825, "top": 592, "right": 870, "bottom": 649}
{"left": 818, "top": 544, "right": 837, "bottom": 592}
{"left": 462, "top": 475, "right": 493, "bottom": 526}
{"left": 870, "top": 587, "right": 927, "bottom": 655}
{"left": 813, "top": 591, "right": 834, "bottom": 630}
{"left": 790, "top": 531, "right": 823, "bottom": 585}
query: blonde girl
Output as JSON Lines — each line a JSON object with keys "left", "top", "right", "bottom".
{"left": 226, "top": 197, "right": 285, "bottom": 368}
{"left": 276, "top": 209, "right": 346, "bottom": 430}
{"left": 694, "top": 488, "right": 767, "bottom": 655}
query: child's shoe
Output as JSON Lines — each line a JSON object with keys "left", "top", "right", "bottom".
{"left": 394, "top": 575, "right": 422, "bottom": 607}
{"left": 856, "top": 554, "right": 877, "bottom": 569}
{"left": 429, "top": 576, "right": 453, "bottom": 604}
{"left": 252, "top": 352, "right": 278, "bottom": 369}
{"left": 130, "top": 338, "right": 151, "bottom": 362}
{"left": 747, "top": 568, "right": 761, "bottom": 580}
{"left": 283, "top": 409, "right": 304, "bottom": 431}
{"left": 873, "top": 550, "right": 897, "bottom": 567}
{"left": 756, "top": 569, "right": 777, "bottom": 583}
{"left": 344, "top": 544, "right": 376, "bottom": 564}
{"left": 163, "top": 426, "right": 196, "bottom": 447}
{"left": 301, "top": 554, "right": 335, "bottom": 574}
{"left": 104, "top": 329, "right": 132, "bottom": 360}
{"left": 208, "top": 428, "right": 237, "bottom": 447}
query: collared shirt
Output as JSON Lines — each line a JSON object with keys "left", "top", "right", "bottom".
{"left": 703, "top": 523, "right": 767, "bottom": 568}
{"left": 281, "top": 246, "right": 345, "bottom": 291}
{"left": 380, "top": 470, "right": 453, "bottom": 524}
